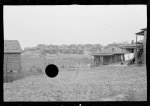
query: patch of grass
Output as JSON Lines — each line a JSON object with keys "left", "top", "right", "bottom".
{"left": 123, "top": 84, "right": 136, "bottom": 101}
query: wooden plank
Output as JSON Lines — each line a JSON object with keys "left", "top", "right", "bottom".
{"left": 7, "top": 56, "right": 21, "bottom": 63}
{"left": 3, "top": 61, "right": 7, "bottom": 74}
{"left": 7, "top": 63, "right": 20, "bottom": 66}
{"left": 7, "top": 61, "right": 21, "bottom": 70}
{"left": 7, "top": 63, "right": 20, "bottom": 67}
{"left": 7, "top": 66, "right": 20, "bottom": 69}
{"left": 7, "top": 57, "right": 20, "bottom": 59}
{"left": 4, "top": 73, "right": 20, "bottom": 82}
{"left": 3, "top": 54, "right": 8, "bottom": 74}
{"left": 110, "top": 56, "right": 112, "bottom": 63}
{"left": 7, "top": 60, "right": 20, "bottom": 63}
{"left": 7, "top": 58, "right": 21, "bottom": 60}
{"left": 135, "top": 35, "right": 138, "bottom": 65}
{"left": 144, "top": 30, "right": 146, "bottom": 65}
{"left": 4, "top": 53, "right": 21, "bottom": 67}
{"left": 6, "top": 53, "right": 21, "bottom": 56}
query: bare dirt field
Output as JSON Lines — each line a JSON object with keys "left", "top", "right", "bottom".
{"left": 4, "top": 52, "right": 147, "bottom": 101}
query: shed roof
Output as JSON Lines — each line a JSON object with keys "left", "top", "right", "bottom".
{"left": 135, "top": 31, "right": 144, "bottom": 35}
{"left": 137, "top": 39, "right": 144, "bottom": 44}
{"left": 91, "top": 53, "right": 113, "bottom": 56}
{"left": 141, "top": 28, "right": 147, "bottom": 31}
{"left": 101, "top": 46, "right": 129, "bottom": 54}
{"left": 4, "top": 40, "right": 23, "bottom": 53}
{"left": 119, "top": 43, "right": 141, "bottom": 49}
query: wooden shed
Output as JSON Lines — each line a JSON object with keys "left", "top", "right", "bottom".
{"left": 3, "top": 40, "right": 23, "bottom": 82}
{"left": 91, "top": 46, "right": 130, "bottom": 66}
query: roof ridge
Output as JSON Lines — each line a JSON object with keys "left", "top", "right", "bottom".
{"left": 4, "top": 40, "right": 22, "bottom": 53}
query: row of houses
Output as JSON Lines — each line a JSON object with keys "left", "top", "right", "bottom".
{"left": 43, "top": 48, "right": 84, "bottom": 54}
{"left": 91, "top": 28, "right": 147, "bottom": 66}
{"left": 24, "top": 43, "right": 103, "bottom": 54}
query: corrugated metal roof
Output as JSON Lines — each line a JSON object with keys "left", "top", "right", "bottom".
{"left": 4, "top": 40, "right": 23, "bottom": 53}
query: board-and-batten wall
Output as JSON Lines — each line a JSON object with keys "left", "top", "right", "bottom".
{"left": 94, "top": 54, "right": 124, "bottom": 66}
{"left": 3, "top": 53, "right": 21, "bottom": 82}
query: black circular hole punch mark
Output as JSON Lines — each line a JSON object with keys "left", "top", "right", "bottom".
{"left": 45, "top": 64, "right": 59, "bottom": 78}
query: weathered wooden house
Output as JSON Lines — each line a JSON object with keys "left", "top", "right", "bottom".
{"left": 91, "top": 46, "right": 130, "bottom": 66}
{"left": 119, "top": 43, "right": 142, "bottom": 54}
{"left": 119, "top": 28, "right": 147, "bottom": 65}
{"left": 4, "top": 40, "right": 23, "bottom": 82}
{"left": 135, "top": 28, "right": 147, "bottom": 65}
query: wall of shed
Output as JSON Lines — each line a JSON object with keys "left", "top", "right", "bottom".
{"left": 94, "top": 56, "right": 100, "bottom": 66}
{"left": 115, "top": 54, "right": 122, "bottom": 62}
{"left": 111, "top": 55, "right": 115, "bottom": 63}
{"left": 93, "top": 54, "right": 123, "bottom": 66}
{"left": 3, "top": 53, "right": 21, "bottom": 82}
{"left": 103, "top": 56, "right": 111, "bottom": 64}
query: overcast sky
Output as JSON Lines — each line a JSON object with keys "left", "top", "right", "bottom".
{"left": 4, "top": 5, "right": 146, "bottom": 49}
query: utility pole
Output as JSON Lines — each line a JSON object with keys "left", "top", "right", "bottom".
{"left": 143, "top": 30, "right": 147, "bottom": 65}
{"left": 135, "top": 34, "right": 138, "bottom": 66}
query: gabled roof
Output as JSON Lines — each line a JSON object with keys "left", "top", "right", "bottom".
{"left": 4, "top": 40, "right": 23, "bottom": 53}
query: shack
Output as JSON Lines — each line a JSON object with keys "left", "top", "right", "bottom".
{"left": 91, "top": 46, "right": 130, "bottom": 66}
{"left": 4, "top": 40, "right": 23, "bottom": 82}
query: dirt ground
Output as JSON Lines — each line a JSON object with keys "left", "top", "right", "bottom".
{"left": 4, "top": 65, "right": 147, "bottom": 101}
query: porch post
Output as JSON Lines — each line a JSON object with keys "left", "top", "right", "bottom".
{"left": 110, "top": 56, "right": 112, "bottom": 63}
{"left": 135, "top": 34, "right": 138, "bottom": 65}
{"left": 101, "top": 56, "right": 104, "bottom": 65}
{"left": 94, "top": 56, "right": 96, "bottom": 66}
{"left": 114, "top": 55, "right": 116, "bottom": 63}
{"left": 144, "top": 30, "right": 147, "bottom": 65}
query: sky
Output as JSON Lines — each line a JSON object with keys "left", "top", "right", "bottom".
{"left": 4, "top": 5, "right": 147, "bottom": 49}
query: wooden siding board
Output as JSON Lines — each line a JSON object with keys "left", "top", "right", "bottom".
{"left": 103, "top": 56, "right": 110, "bottom": 64}
{"left": 144, "top": 30, "right": 146, "bottom": 65}
{"left": 115, "top": 54, "right": 122, "bottom": 62}
{"left": 3, "top": 53, "right": 21, "bottom": 82}
{"left": 112, "top": 55, "right": 115, "bottom": 63}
